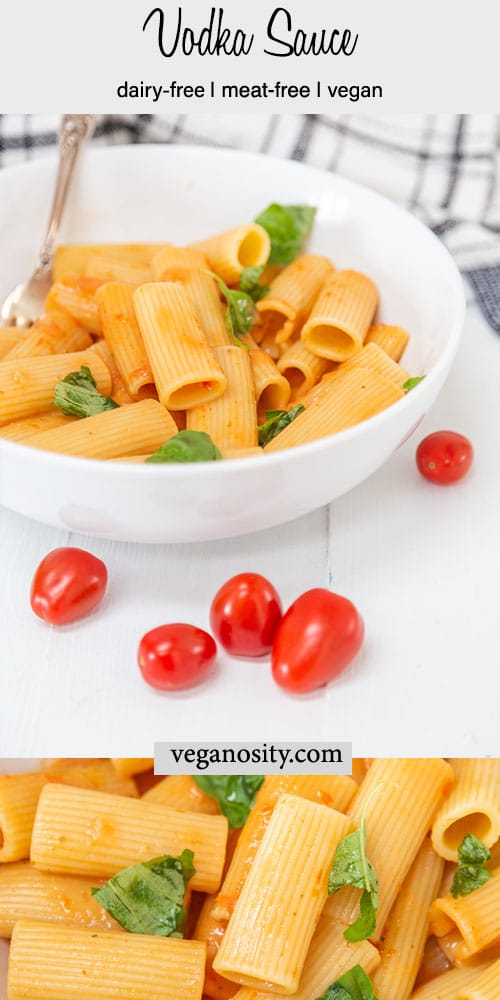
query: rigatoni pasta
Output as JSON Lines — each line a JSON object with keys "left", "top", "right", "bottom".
{"left": 24, "top": 399, "right": 177, "bottom": 460}
{"left": 431, "top": 759, "right": 500, "bottom": 860}
{"left": 186, "top": 345, "right": 257, "bottom": 450}
{"left": 2, "top": 209, "right": 423, "bottom": 463}
{"left": 0, "top": 349, "right": 111, "bottom": 426}
{"left": 301, "top": 269, "right": 378, "bottom": 361}
{"left": 7, "top": 921, "right": 206, "bottom": 1000}
{"left": 192, "top": 223, "right": 271, "bottom": 285}
{"left": 133, "top": 282, "right": 227, "bottom": 410}
{"left": 95, "top": 282, "right": 154, "bottom": 396}
{"left": 256, "top": 253, "right": 333, "bottom": 346}
{"left": 30, "top": 783, "right": 228, "bottom": 892}
{"left": 213, "top": 794, "right": 352, "bottom": 991}
{"left": 0, "top": 862, "right": 116, "bottom": 937}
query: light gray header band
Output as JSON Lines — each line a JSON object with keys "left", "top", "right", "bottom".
{"left": 154, "top": 742, "right": 352, "bottom": 774}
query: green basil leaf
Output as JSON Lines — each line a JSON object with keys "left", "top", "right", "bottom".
{"left": 146, "top": 430, "right": 223, "bottom": 464}
{"left": 192, "top": 775, "right": 264, "bottom": 828}
{"left": 450, "top": 834, "right": 492, "bottom": 898}
{"left": 240, "top": 266, "right": 270, "bottom": 302}
{"left": 402, "top": 376, "right": 425, "bottom": 392}
{"left": 316, "top": 964, "right": 379, "bottom": 1000}
{"left": 258, "top": 404, "right": 305, "bottom": 447}
{"left": 328, "top": 802, "right": 379, "bottom": 943}
{"left": 343, "top": 888, "right": 377, "bottom": 943}
{"left": 53, "top": 365, "right": 118, "bottom": 417}
{"left": 91, "top": 850, "right": 194, "bottom": 937}
{"left": 255, "top": 204, "right": 317, "bottom": 266}
{"left": 207, "top": 271, "right": 256, "bottom": 347}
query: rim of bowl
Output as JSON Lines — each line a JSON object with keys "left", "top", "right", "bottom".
{"left": 0, "top": 144, "right": 466, "bottom": 478}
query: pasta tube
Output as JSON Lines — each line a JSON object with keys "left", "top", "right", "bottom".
{"left": 0, "top": 773, "right": 45, "bottom": 863}
{"left": 24, "top": 399, "right": 177, "bottom": 459}
{"left": 85, "top": 255, "right": 152, "bottom": 285}
{"left": 336, "top": 341, "right": 410, "bottom": 388}
{"left": 0, "top": 411, "right": 76, "bottom": 441}
{"left": 411, "top": 963, "right": 493, "bottom": 1000}
{"left": 96, "top": 282, "right": 154, "bottom": 396}
{"left": 211, "top": 774, "right": 357, "bottom": 922}
{"left": 430, "top": 868, "right": 500, "bottom": 960}
{"left": 301, "top": 270, "right": 378, "bottom": 361}
{"left": 151, "top": 246, "right": 232, "bottom": 348}
{"left": 0, "top": 328, "right": 24, "bottom": 358}
{"left": 213, "top": 794, "right": 352, "bottom": 993}
{"left": 256, "top": 254, "right": 334, "bottom": 345}
{"left": 45, "top": 276, "right": 103, "bottom": 334}
{"left": 0, "top": 861, "right": 116, "bottom": 937}
{"left": 324, "top": 758, "right": 453, "bottom": 940}
{"left": 44, "top": 759, "right": 138, "bottom": 797}
{"left": 110, "top": 758, "right": 154, "bottom": 778}
{"left": 143, "top": 775, "right": 220, "bottom": 814}
{"left": 247, "top": 340, "right": 291, "bottom": 420}
{"left": 372, "top": 838, "right": 444, "bottom": 1000}
{"left": 457, "top": 959, "right": 500, "bottom": 999}
{"left": 192, "top": 224, "right": 271, "bottom": 285}
{"left": 232, "top": 916, "right": 380, "bottom": 1000}
{"left": 277, "top": 338, "right": 335, "bottom": 399}
{"left": 7, "top": 920, "right": 206, "bottom": 1000}
{"left": 431, "top": 759, "right": 500, "bottom": 860}
{"left": 31, "top": 783, "right": 228, "bottom": 892}
{"left": 186, "top": 345, "right": 257, "bottom": 450}
{"left": 52, "top": 243, "right": 168, "bottom": 280}
{"left": 0, "top": 348, "right": 111, "bottom": 426}
{"left": 133, "top": 282, "right": 227, "bottom": 410}
{"left": 3, "top": 309, "right": 91, "bottom": 360}
{"left": 365, "top": 323, "right": 410, "bottom": 361}
{"left": 263, "top": 366, "right": 404, "bottom": 452}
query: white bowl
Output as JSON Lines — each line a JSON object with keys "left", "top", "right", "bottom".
{"left": 0, "top": 145, "right": 465, "bottom": 543}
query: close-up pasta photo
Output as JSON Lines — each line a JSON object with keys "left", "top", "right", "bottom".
{"left": 0, "top": 757, "right": 499, "bottom": 1000}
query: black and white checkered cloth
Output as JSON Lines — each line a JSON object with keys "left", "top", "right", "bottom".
{"left": 1, "top": 114, "right": 499, "bottom": 331}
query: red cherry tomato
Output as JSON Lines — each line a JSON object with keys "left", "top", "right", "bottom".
{"left": 271, "top": 588, "right": 364, "bottom": 693}
{"left": 210, "top": 573, "right": 283, "bottom": 657}
{"left": 138, "top": 624, "right": 217, "bottom": 691}
{"left": 416, "top": 431, "right": 473, "bottom": 485}
{"left": 30, "top": 547, "right": 108, "bottom": 625}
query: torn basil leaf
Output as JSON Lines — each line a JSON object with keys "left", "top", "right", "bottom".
{"left": 146, "top": 430, "right": 223, "bottom": 463}
{"left": 258, "top": 404, "right": 305, "bottom": 447}
{"left": 208, "top": 271, "right": 256, "bottom": 347}
{"left": 53, "top": 365, "right": 118, "bottom": 417}
{"left": 450, "top": 834, "right": 492, "bottom": 898}
{"left": 402, "top": 376, "right": 425, "bottom": 392}
{"left": 315, "top": 964, "right": 379, "bottom": 1000}
{"left": 240, "top": 266, "right": 270, "bottom": 302}
{"left": 192, "top": 775, "right": 264, "bottom": 828}
{"left": 255, "top": 204, "right": 317, "bottom": 266}
{"left": 91, "top": 850, "right": 195, "bottom": 937}
{"left": 328, "top": 803, "right": 379, "bottom": 943}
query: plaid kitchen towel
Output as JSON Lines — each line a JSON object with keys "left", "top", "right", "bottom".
{"left": 1, "top": 114, "right": 499, "bottom": 330}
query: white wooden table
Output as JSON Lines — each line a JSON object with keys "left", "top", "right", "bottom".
{"left": 1, "top": 295, "right": 499, "bottom": 758}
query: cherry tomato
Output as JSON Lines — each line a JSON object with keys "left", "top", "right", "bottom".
{"left": 271, "top": 588, "right": 364, "bottom": 693}
{"left": 138, "top": 624, "right": 217, "bottom": 690}
{"left": 210, "top": 573, "right": 283, "bottom": 657}
{"left": 416, "top": 431, "right": 473, "bottom": 485}
{"left": 30, "top": 547, "right": 108, "bottom": 625}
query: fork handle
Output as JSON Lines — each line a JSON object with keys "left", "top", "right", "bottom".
{"left": 36, "top": 115, "right": 95, "bottom": 275}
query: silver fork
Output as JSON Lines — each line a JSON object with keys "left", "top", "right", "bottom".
{"left": 1, "top": 114, "right": 95, "bottom": 328}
